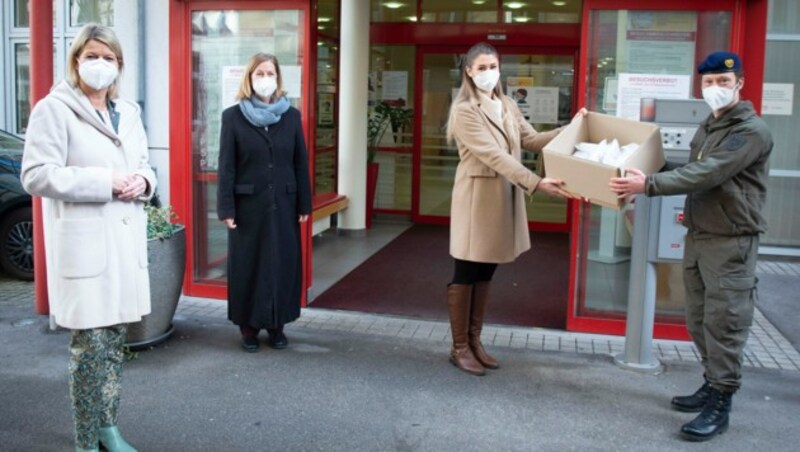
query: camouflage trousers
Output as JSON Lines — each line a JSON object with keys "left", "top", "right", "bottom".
{"left": 69, "top": 324, "right": 127, "bottom": 449}
{"left": 683, "top": 234, "right": 759, "bottom": 393}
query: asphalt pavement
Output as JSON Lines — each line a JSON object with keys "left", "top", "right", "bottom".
{"left": 1, "top": 272, "right": 799, "bottom": 451}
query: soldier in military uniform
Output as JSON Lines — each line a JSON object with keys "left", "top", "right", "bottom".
{"left": 610, "top": 51, "right": 773, "bottom": 442}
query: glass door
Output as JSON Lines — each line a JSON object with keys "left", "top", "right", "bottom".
{"left": 414, "top": 47, "right": 576, "bottom": 228}
{"left": 569, "top": 2, "right": 744, "bottom": 339}
{"left": 172, "top": 2, "right": 309, "bottom": 298}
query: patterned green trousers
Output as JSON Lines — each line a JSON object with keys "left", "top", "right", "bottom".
{"left": 69, "top": 325, "right": 127, "bottom": 449}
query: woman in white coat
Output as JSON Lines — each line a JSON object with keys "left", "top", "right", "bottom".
{"left": 21, "top": 24, "right": 155, "bottom": 452}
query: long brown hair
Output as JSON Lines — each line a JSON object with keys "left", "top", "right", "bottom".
{"left": 445, "top": 42, "right": 502, "bottom": 143}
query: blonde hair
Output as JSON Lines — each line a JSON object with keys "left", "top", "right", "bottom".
{"left": 66, "top": 24, "right": 124, "bottom": 98}
{"left": 235, "top": 53, "right": 286, "bottom": 101}
{"left": 446, "top": 42, "right": 503, "bottom": 143}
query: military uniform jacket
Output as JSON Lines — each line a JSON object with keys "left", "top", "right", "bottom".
{"left": 645, "top": 101, "right": 772, "bottom": 238}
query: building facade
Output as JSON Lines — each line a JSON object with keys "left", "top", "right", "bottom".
{"left": 7, "top": 0, "right": 799, "bottom": 339}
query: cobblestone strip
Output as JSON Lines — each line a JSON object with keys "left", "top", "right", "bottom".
{"left": 176, "top": 297, "right": 799, "bottom": 372}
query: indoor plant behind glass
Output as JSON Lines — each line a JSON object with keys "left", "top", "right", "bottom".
{"left": 366, "top": 100, "right": 413, "bottom": 228}
{"left": 125, "top": 195, "right": 186, "bottom": 350}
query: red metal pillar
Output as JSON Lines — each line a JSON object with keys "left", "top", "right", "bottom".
{"left": 30, "top": 0, "right": 53, "bottom": 315}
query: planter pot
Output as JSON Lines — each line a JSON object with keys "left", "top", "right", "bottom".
{"left": 366, "top": 162, "right": 380, "bottom": 229}
{"left": 126, "top": 226, "right": 186, "bottom": 350}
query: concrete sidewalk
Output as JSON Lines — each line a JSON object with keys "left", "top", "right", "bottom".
{"left": 2, "top": 282, "right": 800, "bottom": 451}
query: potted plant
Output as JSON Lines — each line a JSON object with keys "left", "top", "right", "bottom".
{"left": 366, "top": 100, "right": 413, "bottom": 228}
{"left": 125, "top": 195, "right": 186, "bottom": 350}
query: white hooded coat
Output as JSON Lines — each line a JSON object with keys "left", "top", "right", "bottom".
{"left": 21, "top": 80, "right": 156, "bottom": 329}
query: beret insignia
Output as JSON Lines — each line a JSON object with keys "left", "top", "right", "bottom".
{"left": 726, "top": 134, "right": 746, "bottom": 151}
{"left": 724, "top": 58, "right": 734, "bottom": 69}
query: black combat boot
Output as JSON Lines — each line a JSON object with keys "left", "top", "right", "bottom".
{"left": 680, "top": 387, "right": 732, "bottom": 442}
{"left": 671, "top": 381, "right": 712, "bottom": 412}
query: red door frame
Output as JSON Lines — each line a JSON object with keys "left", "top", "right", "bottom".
{"left": 169, "top": 0, "right": 314, "bottom": 301}
{"left": 411, "top": 45, "right": 579, "bottom": 231}
{"left": 30, "top": 0, "right": 54, "bottom": 315}
{"left": 567, "top": 0, "right": 768, "bottom": 339}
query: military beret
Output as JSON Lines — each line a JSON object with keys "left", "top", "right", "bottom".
{"left": 697, "top": 51, "right": 742, "bottom": 74}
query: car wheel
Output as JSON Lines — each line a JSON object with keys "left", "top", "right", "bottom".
{"left": 0, "top": 207, "right": 34, "bottom": 280}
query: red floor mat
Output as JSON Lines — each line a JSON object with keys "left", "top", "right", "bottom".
{"left": 311, "top": 225, "right": 569, "bottom": 329}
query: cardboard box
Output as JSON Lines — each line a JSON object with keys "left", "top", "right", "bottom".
{"left": 543, "top": 112, "right": 665, "bottom": 209}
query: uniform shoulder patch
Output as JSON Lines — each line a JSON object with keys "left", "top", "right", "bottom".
{"left": 725, "top": 134, "right": 747, "bottom": 151}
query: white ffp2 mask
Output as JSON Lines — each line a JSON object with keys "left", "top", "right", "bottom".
{"left": 78, "top": 59, "right": 119, "bottom": 90}
{"left": 472, "top": 69, "right": 500, "bottom": 92}
{"left": 252, "top": 77, "right": 278, "bottom": 98}
{"left": 702, "top": 85, "right": 737, "bottom": 111}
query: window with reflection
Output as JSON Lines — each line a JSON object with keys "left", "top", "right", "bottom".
{"left": 370, "top": 0, "right": 416, "bottom": 22}
{"left": 190, "top": 9, "right": 304, "bottom": 284}
{"left": 369, "top": 46, "right": 415, "bottom": 212}
{"left": 577, "top": 9, "right": 732, "bottom": 321}
{"left": 14, "top": 44, "right": 31, "bottom": 135}
{"left": 501, "top": 52, "right": 574, "bottom": 224}
{"left": 70, "top": 0, "right": 114, "bottom": 27}
{"left": 315, "top": 0, "right": 340, "bottom": 196}
{"left": 13, "top": 0, "right": 57, "bottom": 27}
{"left": 8, "top": 0, "right": 114, "bottom": 134}
{"left": 762, "top": 0, "right": 800, "bottom": 248}
{"left": 420, "top": 0, "right": 497, "bottom": 23}
{"left": 502, "top": 0, "right": 581, "bottom": 24}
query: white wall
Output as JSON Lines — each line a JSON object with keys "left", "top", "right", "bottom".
{"left": 143, "top": 0, "right": 171, "bottom": 206}
{"left": 114, "top": 0, "right": 139, "bottom": 103}
{"left": 112, "top": 0, "right": 170, "bottom": 206}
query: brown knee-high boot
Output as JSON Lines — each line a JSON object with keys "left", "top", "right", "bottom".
{"left": 447, "top": 284, "right": 485, "bottom": 376}
{"left": 469, "top": 281, "right": 499, "bottom": 369}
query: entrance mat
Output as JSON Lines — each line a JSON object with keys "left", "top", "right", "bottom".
{"left": 311, "top": 225, "right": 569, "bottom": 329}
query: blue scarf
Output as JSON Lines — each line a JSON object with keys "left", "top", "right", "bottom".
{"left": 239, "top": 95, "right": 290, "bottom": 128}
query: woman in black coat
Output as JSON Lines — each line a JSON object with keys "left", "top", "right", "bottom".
{"left": 217, "top": 53, "right": 312, "bottom": 352}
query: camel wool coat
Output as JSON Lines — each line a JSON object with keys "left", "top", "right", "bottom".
{"left": 21, "top": 81, "right": 156, "bottom": 330}
{"left": 449, "top": 94, "right": 561, "bottom": 263}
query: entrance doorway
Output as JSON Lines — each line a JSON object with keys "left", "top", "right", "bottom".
{"left": 413, "top": 47, "right": 577, "bottom": 230}
{"left": 311, "top": 45, "right": 578, "bottom": 329}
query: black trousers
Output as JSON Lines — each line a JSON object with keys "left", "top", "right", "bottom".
{"left": 451, "top": 259, "right": 498, "bottom": 285}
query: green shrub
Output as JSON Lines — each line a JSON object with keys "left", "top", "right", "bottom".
{"left": 146, "top": 204, "right": 180, "bottom": 241}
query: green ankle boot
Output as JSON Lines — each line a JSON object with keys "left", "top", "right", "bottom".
{"left": 98, "top": 426, "right": 137, "bottom": 452}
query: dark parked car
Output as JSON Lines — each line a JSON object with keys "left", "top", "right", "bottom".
{"left": 0, "top": 130, "right": 33, "bottom": 280}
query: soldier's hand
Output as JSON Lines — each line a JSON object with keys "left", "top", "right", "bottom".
{"left": 610, "top": 168, "right": 646, "bottom": 199}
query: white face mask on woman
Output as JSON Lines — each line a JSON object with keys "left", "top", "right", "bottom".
{"left": 472, "top": 69, "right": 500, "bottom": 92}
{"left": 78, "top": 58, "right": 119, "bottom": 90}
{"left": 702, "top": 84, "right": 738, "bottom": 111}
{"left": 252, "top": 76, "right": 278, "bottom": 98}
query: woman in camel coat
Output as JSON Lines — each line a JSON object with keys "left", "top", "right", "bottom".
{"left": 445, "top": 42, "right": 585, "bottom": 376}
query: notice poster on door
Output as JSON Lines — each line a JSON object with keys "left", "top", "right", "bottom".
{"left": 762, "top": 83, "right": 794, "bottom": 115}
{"left": 528, "top": 87, "right": 559, "bottom": 125}
{"left": 221, "top": 66, "right": 245, "bottom": 110}
{"left": 381, "top": 71, "right": 409, "bottom": 105}
{"left": 616, "top": 73, "right": 691, "bottom": 121}
{"left": 318, "top": 93, "right": 334, "bottom": 126}
{"left": 623, "top": 11, "right": 696, "bottom": 75}
{"left": 506, "top": 77, "right": 535, "bottom": 123}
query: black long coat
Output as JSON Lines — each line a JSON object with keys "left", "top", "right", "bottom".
{"left": 217, "top": 104, "right": 312, "bottom": 329}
